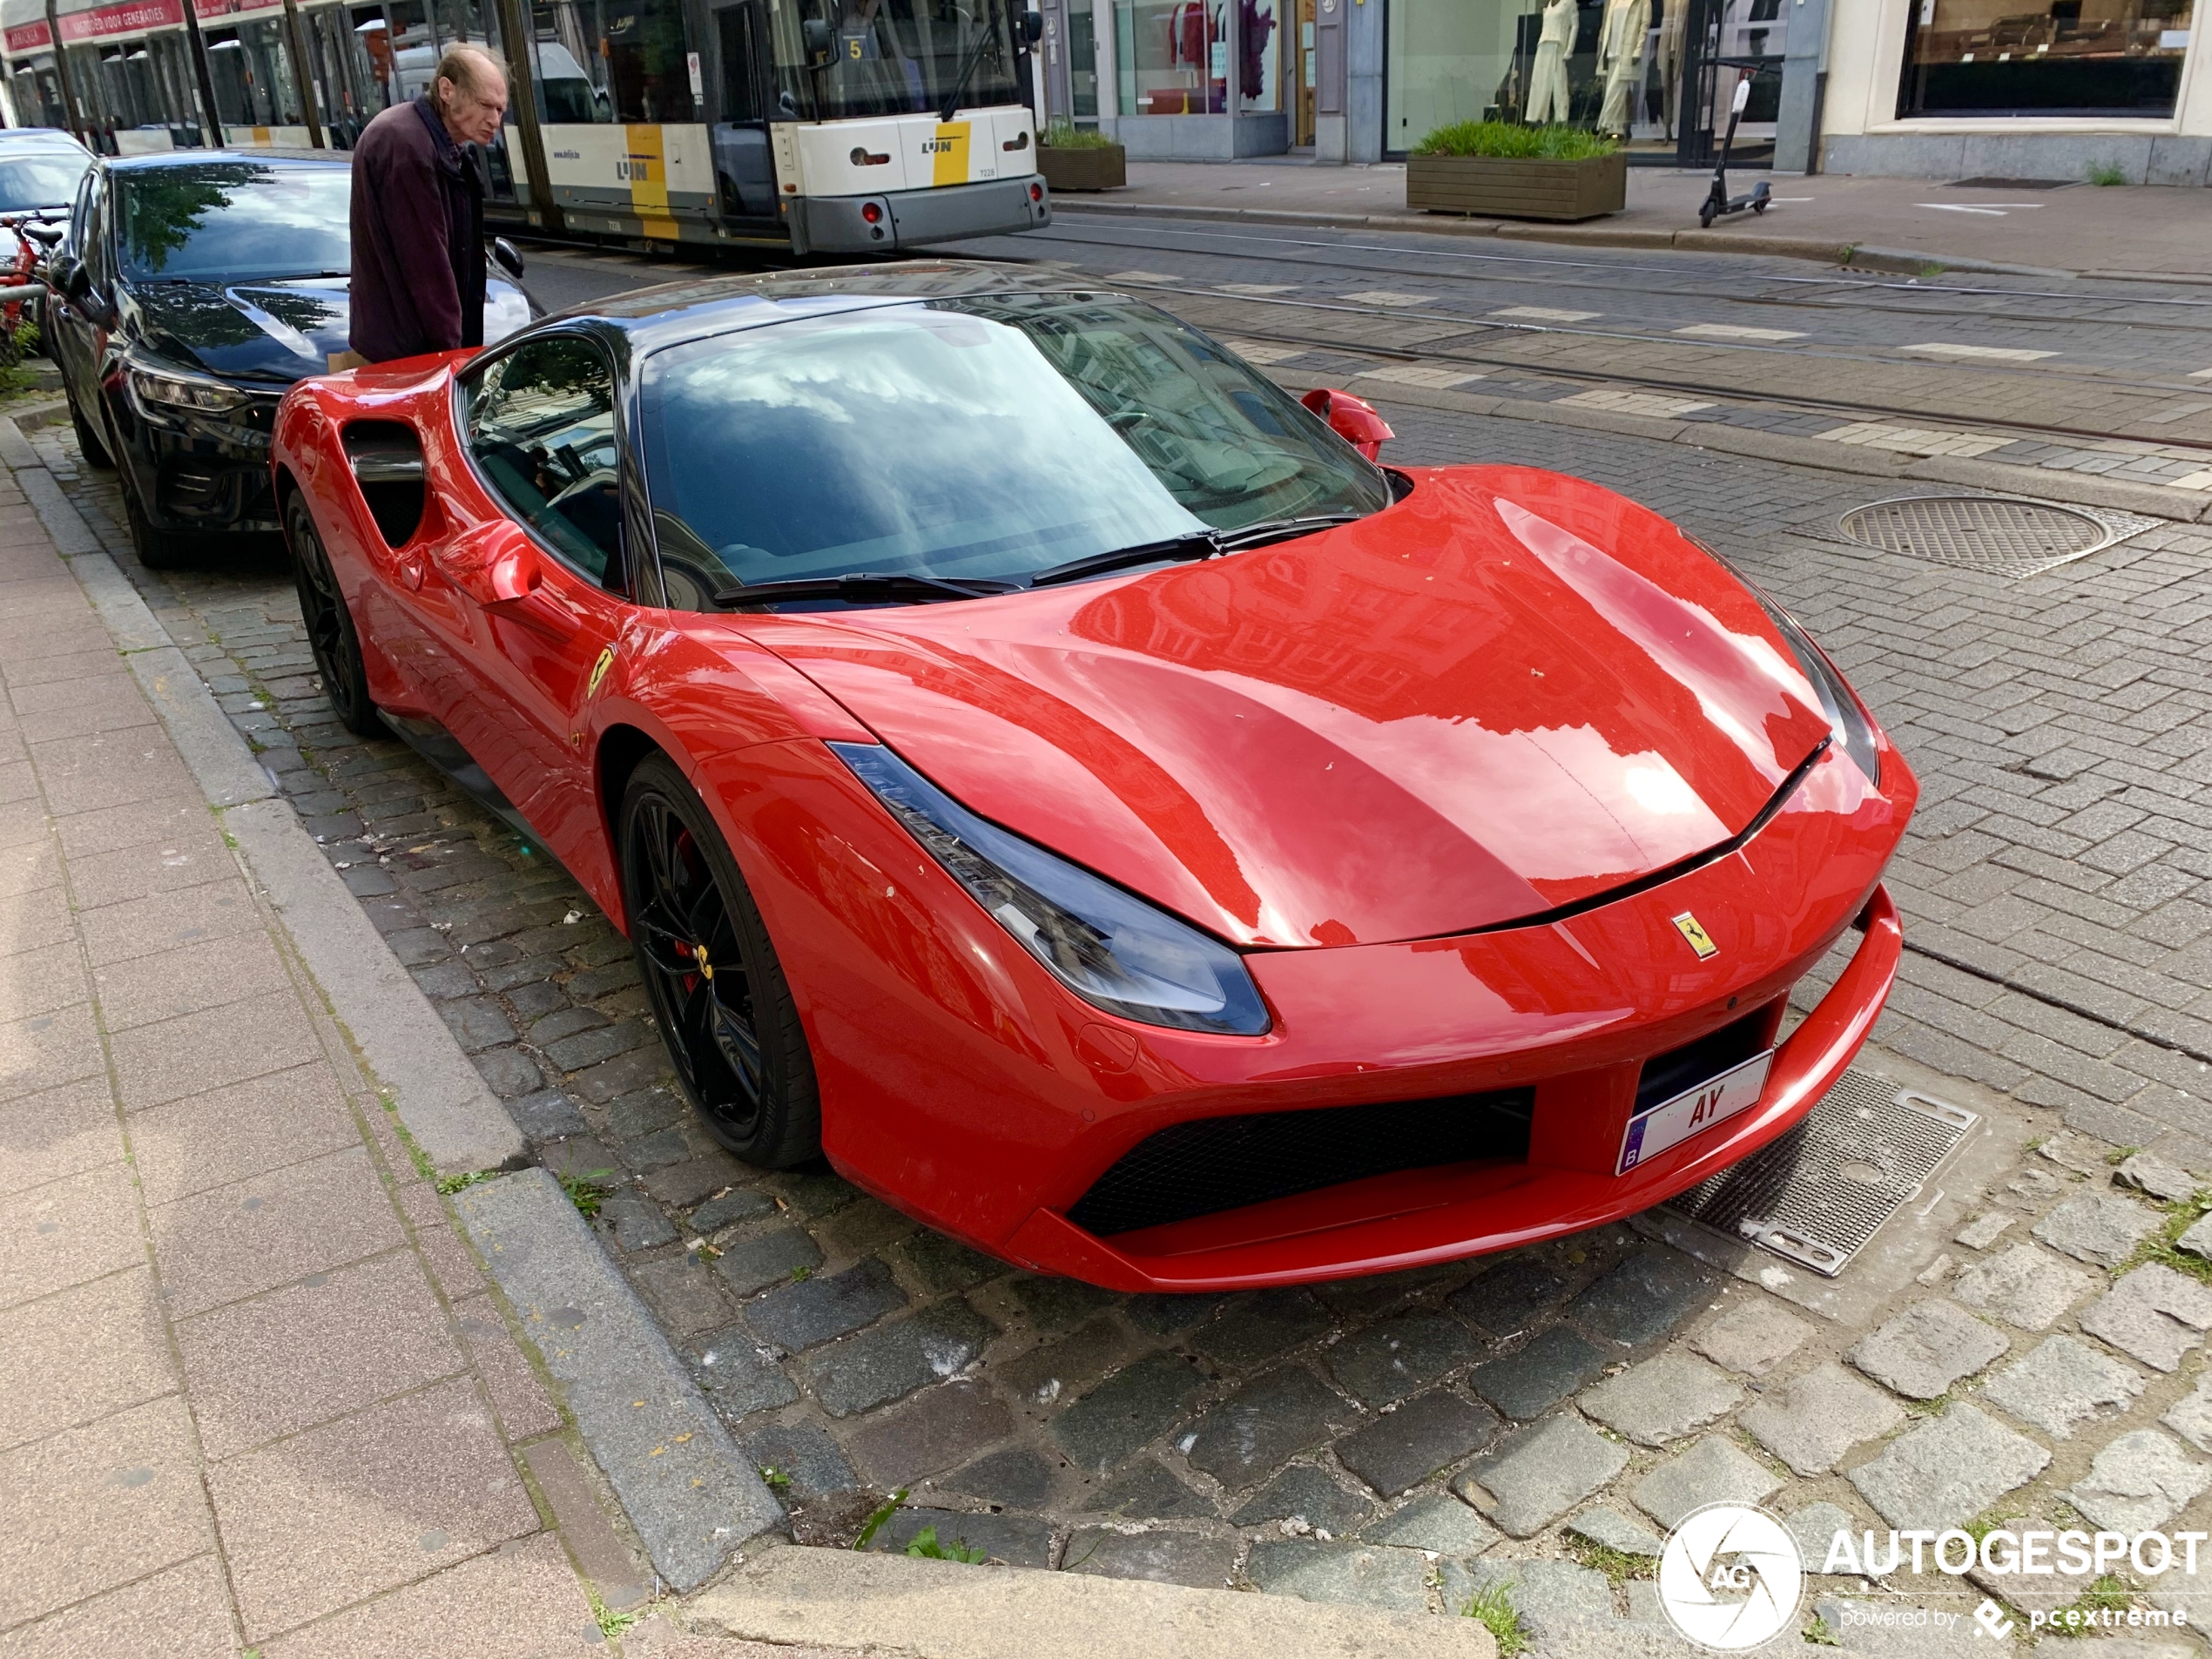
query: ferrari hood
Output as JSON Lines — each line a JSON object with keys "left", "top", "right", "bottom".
{"left": 752, "top": 466, "right": 1842, "bottom": 948}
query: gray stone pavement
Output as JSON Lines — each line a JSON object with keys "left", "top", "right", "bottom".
{"left": 6, "top": 239, "right": 2212, "bottom": 1649}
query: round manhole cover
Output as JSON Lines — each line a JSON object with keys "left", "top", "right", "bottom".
{"left": 1837, "top": 496, "right": 2107, "bottom": 569}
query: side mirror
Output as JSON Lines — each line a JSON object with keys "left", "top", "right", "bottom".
{"left": 54, "top": 255, "right": 88, "bottom": 300}
{"left": 490, "top": 236, "right": 525, "bottom": 280}
{"left": 436, "top": 518, "right": 542, "bottom": 605}
{"left": 1022, "top": 9, "right": 1044, "bottom": 44}
{"left": 1301, "top": 388, "right": 1394, "bottom": 462}
{"left": 801, "top": 17, "right": 833, "bottom": 60}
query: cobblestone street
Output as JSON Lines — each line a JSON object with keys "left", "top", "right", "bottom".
{"left": 18, "top": 241, "right": 2212, "bottom": 1649}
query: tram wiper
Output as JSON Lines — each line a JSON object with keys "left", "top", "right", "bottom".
{"left": 1022, "top": 530, "right": 1222, "bottom": 588}
{"left": 711, "top": 572, "right": 1017, "bottom": 608}
{"left": 1212, "top": 513, "right": 1367, "bottom": 550}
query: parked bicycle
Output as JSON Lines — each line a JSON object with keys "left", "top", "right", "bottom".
{"left": 0, "top": 211, "right": 64, "bottom": 368}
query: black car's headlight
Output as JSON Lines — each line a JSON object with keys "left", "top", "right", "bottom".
{"left": 125, "top": 358, "right": 249, "bottom": 425}
{"left": 833, "top": 742, "right": 1271, "bottom": 1036}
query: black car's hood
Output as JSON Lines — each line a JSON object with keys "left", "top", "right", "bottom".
{"left": 124, "top": 274, "right": 536, "bottom": 384}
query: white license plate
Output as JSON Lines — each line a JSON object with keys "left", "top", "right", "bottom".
{"left": 1615, "top": 1049, "right": 1776, "bottom": 1177}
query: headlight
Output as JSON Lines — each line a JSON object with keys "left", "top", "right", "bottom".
{"left": 126, "top": 360, "right": 248, "bottom": 422}
{"left": 833, "top": 742, "right": 1271, "bottom": 1036}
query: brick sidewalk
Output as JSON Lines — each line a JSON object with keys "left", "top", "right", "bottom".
{"left": 0, "top": 469, "right": 618, "bottom": 1653}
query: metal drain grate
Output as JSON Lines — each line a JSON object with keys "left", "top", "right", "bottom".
{"left": 1664, "top": 1070, "right": 1977, "bottom": 1276}
{"left": 1836, "top": 495, "right": 2155, "bottom": 579}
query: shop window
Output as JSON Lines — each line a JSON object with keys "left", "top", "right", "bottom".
{"left": 1111, "top": 0, "right": 1276, "bottom": 113}
{"left": 1898, "top": 0, "right": 2195, "bottom": 117}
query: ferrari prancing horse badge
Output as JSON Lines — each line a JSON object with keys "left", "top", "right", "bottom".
{"left": 1671, "top": 912, "right": 1718, "bottom": 960}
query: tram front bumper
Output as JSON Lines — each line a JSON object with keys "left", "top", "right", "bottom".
{"left": 792, "top": 174, "right": 1051, "bottom": 254}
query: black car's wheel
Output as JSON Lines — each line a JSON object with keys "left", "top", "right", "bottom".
{"left": 619, "top": 753, "right": 820, "bottom": 1168}
{"left": 286, "top": 492, "right": 380, "bottom": 738}
{"left": 119, "top": 467, "right": 190, "bottom": 570}
{"left": 68, "top": 389, "right": 112, "bottom": 469}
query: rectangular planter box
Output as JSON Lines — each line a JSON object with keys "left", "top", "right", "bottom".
{"left": 1405, "top": 150, "right": 1626, "bottom": 222}
{"left": 1038, "top": 144, "right": 1127, "bottom": 192}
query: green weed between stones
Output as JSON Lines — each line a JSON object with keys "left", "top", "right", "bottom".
{"left": 435, "top": 1169, "right": 498, "bottom": 1196}
{"left": 1804, "top": 1613, "right": 1842, "bottom": 1646}
{"left": 759, "top": 1466, "right": 792, "bottom": 1490}
{"left": 560, "top": 1170, "right": 617, "bottom": 1218}
{"left": 852, "top": 1487, "right": 909, "bottom": 1551}
{"left": 2119, "top": 1188, "right": 2212, "bottom": 1285}
{"left": 2044, "top": 1575, "right": 2134, "bottom": 1637}
{"left": 1562, "top": 1534, "right": 1652, "bottom": 1586}
{"left": 587, "top": 1588, "right": 646, "bottom": 1639}
{"left": 2087, "top": 162, "right": 2128, "bottom": 186}
{"left": 1460, "top": 1583, "right": 1527, "bottom": 1656}
{"left": 905, "top": 1524, "right": 988, "bottom": 1563}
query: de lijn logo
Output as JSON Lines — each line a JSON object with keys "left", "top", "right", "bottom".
{"left": 1658, "top": 1502, "right": 1806, "bottom": 1651}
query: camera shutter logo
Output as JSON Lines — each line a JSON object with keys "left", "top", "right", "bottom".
{"left": 1657, "top": 1502, "right": 1804, "bottom": 1651}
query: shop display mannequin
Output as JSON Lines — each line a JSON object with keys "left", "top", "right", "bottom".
{"left": 1596, "top": 0, "right": 1649, "bottom": 135}
{"left": 1525, "top": 0, "right": 1575, "bottom": 125}
{"left": 1656, "top": 0, "right": 1685, "bottom": 138}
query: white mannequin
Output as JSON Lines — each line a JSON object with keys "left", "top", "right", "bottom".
{"left": 1656, "top": 0, "right": 1686, "bottom": 138}
{"left": 1525, "top": 0, "right": 1575, "bottom": 125}
{"left": 1596, "top": 0, "right": 1649, "bottom": 136}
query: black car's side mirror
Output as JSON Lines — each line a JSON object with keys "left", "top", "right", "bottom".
{"left": 53, "top": 255, "right": 87, "bottom": 300}
{"left": 491, "top": 236, "right": 525, "bottom": 280}
{"left": 1022, "top": 9, "right": 1043, "bottom": 44}
{"left": 801, "top": 17, "right": 833, "bottom": 61}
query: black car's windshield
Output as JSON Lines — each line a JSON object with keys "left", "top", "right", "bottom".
{"left": 638, "top": 293, "right": 1390, "bottom": 604}
{"left": 0, "top": 150, "right": 91, "bottom": 213}
{"left": 115, "top": 164, "right": 351, "bottom": 282}
{"left": 769, "top": 0, "right": 1020, "bottom": 124}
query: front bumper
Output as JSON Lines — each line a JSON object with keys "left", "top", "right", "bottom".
{"left": 790, "top": 174, "right": 1050, "bottom": 255}
{"left": 109, "top": 384, "right": 283, "bottom": 534}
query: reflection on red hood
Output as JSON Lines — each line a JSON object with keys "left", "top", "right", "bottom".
{"left": 741, "top": 465, "right": 1843, "bottom": 948}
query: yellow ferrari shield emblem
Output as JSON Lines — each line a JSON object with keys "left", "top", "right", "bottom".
{"left": 586, "top": 646, "right": 615, "bottom": 698}
{"left": 1671, "top": 912, "right": 1718, "bottom": 961}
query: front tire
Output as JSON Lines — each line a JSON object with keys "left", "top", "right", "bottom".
{"left": 619, "top": 753, "right": 821, "bottom": 1168}
{"left": 68, "top": 388, "right": 113, "bottom": 469}
{"left": 286, "top": 493, "right": 380, "bottom": 737}
{"left": 120, "top": 466, "right": 190, "bottom": 570}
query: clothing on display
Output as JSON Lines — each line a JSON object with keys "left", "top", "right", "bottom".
{"left": 1595, "top": 0, "right": 1649, "bottom": 135}
{"left": 1656, "top": 0, "right": 1685, "bottom": 138}
{"left": 1524, "top": 0, "right": 1575, "bottom": 124}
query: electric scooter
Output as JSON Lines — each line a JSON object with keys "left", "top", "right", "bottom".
{"left": 1697, "top": 71, "right": 1770, "bottom": 229}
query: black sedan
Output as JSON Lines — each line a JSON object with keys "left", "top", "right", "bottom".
{"left": 46, "top": 151, "right": 533, "bottom": 568}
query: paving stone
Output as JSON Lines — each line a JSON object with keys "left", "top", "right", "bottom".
{"left": 631, "top": 1256, "right": 734, "bottom": 1338}
{"left": 867, "top": 1507, "right": 1053, "bottom": 1568}
{"left": 1062, "top": 1528, "right": 1236, "bottom": 1588}
{"left": 1455, "top": 1413, "right": 1628, "bottom": 1539}
{"left": 2120, "top": 1152, "right": 2202, "bottom": 1204}
{"left": 507, "top": 1088, "right": 588, "bottom": 1142}
{"left": 1052, "top": 1353, "right": 1206, "bottom": 1474}
{"left": 1981, "top": 1335, "right": 2146, "bottom": 1439}
{"left": 944, "top": 1446, "right": 1055, "bottom": 1509}
{"left": 1185, "top": 1290, "right": 1333, "bottom": 1372}
{"left": 1244, "top": 1540, "right": 1432, "bottom": 1612}
{"left": 1181, "top": 1366, "right": 1354, "bottom": 1489}
{"left": 796, "top": 1301, "right": 998, "bottom": 1418}
{"left": 2176, "top": 1212, "right": 2212, "bottom": 1260}
{"left": 2161, "top": 1371, "right": 2212, "bottom": 1453}
{"left": 2068, "top": 1428, "right": 2212, "bottom": 1531}
{"left": 1631, "top": 1435, "right": 1784, "bottom": 1530}
{"left": 1332, "top": 1388, "right": 1501, "bottom": 1498}
{"left": 1448, "top": 1255, "right": 1570, "bottom": 1338}
{"left": 844, "top": 1380, "right": 1017, "bottom": 1486}
{"left": 1954, "top": 1212, "right": 2016, "bottom": 1251}
{"left": 1568, "top": 1248, "right": 1716, "bottom": 1348}
{"left": 1077, "top": 1456, "right": 1213, "bottom": 1520}
{"left": 1740, "top": 1362, "right": 1905, "bottom": 1476}
{"left": 1567, "top": 1505, "right": 1664, "bottom": 1557}
{"left": 1949, "top": 1244, "right": 2097, "bottom": 1332}
{"left": 2080, "top": 1264, "right": 2212, "bottom": 1372}
{"left": 2033, "top": 1192, "right": 2162, "bottom": 1266}
{"left": 1325, "top": 1311, "right": 1482, "bottom": 1407}
{"left": 713, "top": 1229, "right": 825, "bottom": 1298}
{"left": 1848, "top": 1298, "right": 2010, "bottom": 1399}
{"left": 1000, "top": 1276, "right": 1116, "bottom": 1336}
{"left": 2039, "top": 1130, "right": 2114, "bottom": 1177}
{"left": 1361, "top": 1490, "right": 1501, "bottom": 1557}
{"left": 1689, "top": 1298, "right": 1812, "bottom": 1378}
{"left": 1122, "top": 1292, "right": 1230, "bottom": 1335}
{"left": 1228, "top": 1464, "right": 1373, "bottom": 1535}
{"left": 1581, "top": 1352, "right": 1743, "bottom": 1447}
{"left": 689, "top": 1325, "right": 799, "bottom": 1422}
{"left": 739, "top": 1420, "right": 856, "bottom": 1501}
{"left": 600, "top": 1189, "right": 677, "bottom": 1253}
{"left": 998, "top": 1317, "right": 1141, "bottom": 1409}
{"left": 1446, "top": 1559, "right": 1615, "bottom": 1635}
{"left": 744, "top": 1258, "right": 907, "bottom": 1352}
{"left": 1786, "top": 1503, "right": 1860, "bottom": 1576}
{"left": 888, "top": 1231, "right": 1007, "bottom": 1297}
{"left": 1847, "top": 1404, "right": 2051, "bottom": 1531}
{"left": 690, "top": 1187, "right": 777, "bottom": 1233}
{"left": 1469, "top": 1325, "right": 1611, "bottom": 1420}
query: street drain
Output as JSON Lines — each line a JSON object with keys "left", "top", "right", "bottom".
{"left": 1836, "top": 495, "right": 2155, "bottom": 578}
{"left": 1663, "top": 1071, "right": 1978, "bottom": 1277}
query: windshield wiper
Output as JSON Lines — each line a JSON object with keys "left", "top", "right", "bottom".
{"left": 938, "top": 20, "right": 1001, "bottom": 123}
{"left": 1023, "top": 530, "right": 1223, "bottom": 589}
{"left": 711, "top": 572, "right": 1016, "bottom": 609}
{"left": 1214, "top": 513, "right": 1367, "bottom": 551}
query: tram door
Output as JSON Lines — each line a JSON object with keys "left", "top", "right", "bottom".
{"left": 711, "top": 0, "right": 779, "bottom": 227}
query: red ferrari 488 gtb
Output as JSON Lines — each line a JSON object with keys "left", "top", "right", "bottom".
{"left": 273, "top": 263, "right": 1913, "bottom": 1291}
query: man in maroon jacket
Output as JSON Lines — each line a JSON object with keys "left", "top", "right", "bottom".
{"left": 347, "top": 44, "right": 508, "bottom": 365}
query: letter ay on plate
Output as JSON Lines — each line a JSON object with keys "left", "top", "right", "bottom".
{"left": 1615, "top": 1050, "right": 1775, "bottom": 1176}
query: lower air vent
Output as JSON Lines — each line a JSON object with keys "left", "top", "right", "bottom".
{"left": 1635, "top": 1006, "right": 1775, "bottom": 1115}
{"left": 1067, "top": 1088, "right": 1535, "bottom": 1238}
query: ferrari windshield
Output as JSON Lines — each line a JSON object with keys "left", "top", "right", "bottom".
{"left": 637, "top": 293, "right": 1390, "bottom": 600}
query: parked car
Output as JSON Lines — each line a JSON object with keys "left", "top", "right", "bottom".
{"left": 0, "top": 131, "right": 93, "bottom": 327}
{"left": 46, "top": 150, "right": 534, "bottom": 567}
{"left": 272, "top": 263, "right": 1915, "bottom": 1291}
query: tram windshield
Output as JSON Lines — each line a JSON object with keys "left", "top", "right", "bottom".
{"left": 637, "top": 293, "right": 1391, "bottom": 605}
{"left": 768, "top": 0, "right": 1022, "bottom": 119}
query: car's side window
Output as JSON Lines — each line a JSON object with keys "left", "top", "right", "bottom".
{"left": 463, "top": 336, "right": 625, "bottom": 588}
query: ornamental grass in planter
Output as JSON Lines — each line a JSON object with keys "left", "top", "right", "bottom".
{"left": 1037, "top": 121, "right": 1126, "bottom": 192}
{"left": 1406, "top": 121, "right": 1625, "bottom": 222}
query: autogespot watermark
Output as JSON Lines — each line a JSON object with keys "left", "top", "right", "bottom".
{"left": 1653, "top": 1505, "right": 2203, "bottom": 1651}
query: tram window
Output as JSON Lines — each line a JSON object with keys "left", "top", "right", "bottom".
{"left": 718, "top": 5, "right": 765, "bottom": 122}
{"left": 464, "top": 337, "right": 626, "bottom": 586}
{"left": 765, "top": 0, "right": 1020, "bottom": 119}
{"left": 543, "top": 0, "right": 697, "bottom": 121}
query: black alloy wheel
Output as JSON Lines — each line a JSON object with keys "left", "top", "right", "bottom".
{"left": 286, "top": 492, "right": 380, "bottom": 737}
{"left": 619, "top": 753, "right": 820, "bottom": 1168}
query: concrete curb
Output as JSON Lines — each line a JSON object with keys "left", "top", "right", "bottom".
{"left": 686, "top": 1544, "right": 1501, "bottom": 1658}
{"left": 1049, "top": 197, "right": 2075, "bottom": 277}
{"left": 452, "top": 1168, "right": 785, "bottom": 1591}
